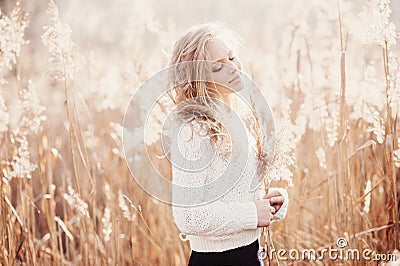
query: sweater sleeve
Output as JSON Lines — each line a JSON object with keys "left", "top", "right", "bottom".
{"left": 171, "top": 123, "right": 258, "bottom": 237}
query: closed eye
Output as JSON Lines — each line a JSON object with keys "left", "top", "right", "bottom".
{"left": 211, "top": 51, "right": 235, "bottom": 72}
{"left": 211, "top": 62, "right": 223, "bottom": 72}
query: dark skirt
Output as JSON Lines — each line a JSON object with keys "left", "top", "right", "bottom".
{"left": 188, "top": 239, "right": 262, "bottom": 266}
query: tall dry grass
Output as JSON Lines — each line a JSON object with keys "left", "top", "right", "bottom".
{"left": 0, "top": 0, "right": 399, "bottom": 265}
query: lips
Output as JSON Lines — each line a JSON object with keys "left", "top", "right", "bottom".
{"left": 229, "top": 74, "right": 240, "bottom": 84}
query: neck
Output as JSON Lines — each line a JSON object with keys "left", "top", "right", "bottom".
{"left": 213, "top": 93, "right": 234, "bottom": 118}
{"left": 220, "top": 94, "right": 231, "bottom": 110}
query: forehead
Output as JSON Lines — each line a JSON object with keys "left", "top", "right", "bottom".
{"left": 207, "top": 38, "right": 230, "bottom": 60}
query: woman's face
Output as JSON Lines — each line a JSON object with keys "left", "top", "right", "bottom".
{"left": 206, "top": 38, "right": 244, "bottom": 100}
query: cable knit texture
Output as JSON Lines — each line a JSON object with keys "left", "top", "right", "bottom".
{"left": 171, "top": 116, "right": 288, "bottom": 252}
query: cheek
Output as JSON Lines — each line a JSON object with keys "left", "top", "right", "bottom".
{"left": 210, "top": 72, "right": 228, "bottom": 84}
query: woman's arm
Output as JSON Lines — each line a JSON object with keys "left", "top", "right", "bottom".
{"left": 171, "top": 123, "right": 274, "bottom": 237}
{"left": 172, "top": 199, "right": 259, "bottom": 237}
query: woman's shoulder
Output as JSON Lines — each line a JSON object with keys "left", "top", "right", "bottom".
{"left": 171, "top": 119, "right": 214, "bottom": 159}
{"left": 171, "top": 113, "right": 211, "bottom": 139}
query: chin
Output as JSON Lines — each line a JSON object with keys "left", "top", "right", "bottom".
{"left": 231, "top": 81, "right": 244, "bottom": 92}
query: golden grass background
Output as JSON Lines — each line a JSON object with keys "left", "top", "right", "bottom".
{"left": 0, "top": 0, "right": 400, "bottom": 265}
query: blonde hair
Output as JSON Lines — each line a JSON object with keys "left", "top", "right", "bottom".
{"left": 168, "top": 23, "right": 266, "bottom": 164}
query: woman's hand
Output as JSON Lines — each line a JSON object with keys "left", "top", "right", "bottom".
{"left": 263, "top": 189, "right": 285, "bottom": 213}
{"left": 255, "top": 199, "right": 275, "bottom": 227}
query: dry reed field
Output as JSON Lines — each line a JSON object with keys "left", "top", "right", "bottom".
{"left": 1, "top": 0, "right": 400, "bottom": 265}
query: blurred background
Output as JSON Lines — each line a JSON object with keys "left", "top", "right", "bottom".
{"left": 0, "top": 0, "right": 400, "bottom": 265}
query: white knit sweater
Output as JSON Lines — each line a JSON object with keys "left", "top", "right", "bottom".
{"left": 171, "top": 116, "right": 288, "bottom": 253}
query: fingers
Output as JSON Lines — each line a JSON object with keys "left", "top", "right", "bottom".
{"left": 259, "top": 199, "right": 276, "bottom": 214}
{"left": 263, "top": 189, "right": 282, "bottom": 199}
{"left": 269, "top": 205, "right": 276, "bottom": 215}
{"left": 263, "top": 195, "right": 284, "bottom": 214}
{"left": 269, "top": 195, "right": 284, "bottom": 206}
{"left": 259, "top": 199, "right": 277, "bottom": 215}
{"left": 263, "top": 199, "right": 275, "bottom": 214}
{"left": 256, "top": 199, "right": 276, "bottom": 227}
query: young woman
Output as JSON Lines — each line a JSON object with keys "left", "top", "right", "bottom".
{"left": 168, "top": 23, "right": 289, "bottom": 266}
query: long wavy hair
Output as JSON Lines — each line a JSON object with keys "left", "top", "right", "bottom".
{"left": 168, "top": 23, "right": 267, "bottom": 168}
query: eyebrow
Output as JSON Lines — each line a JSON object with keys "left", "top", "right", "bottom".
{"left": 213, "top": 50, "right": 232, "bottom": 63}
